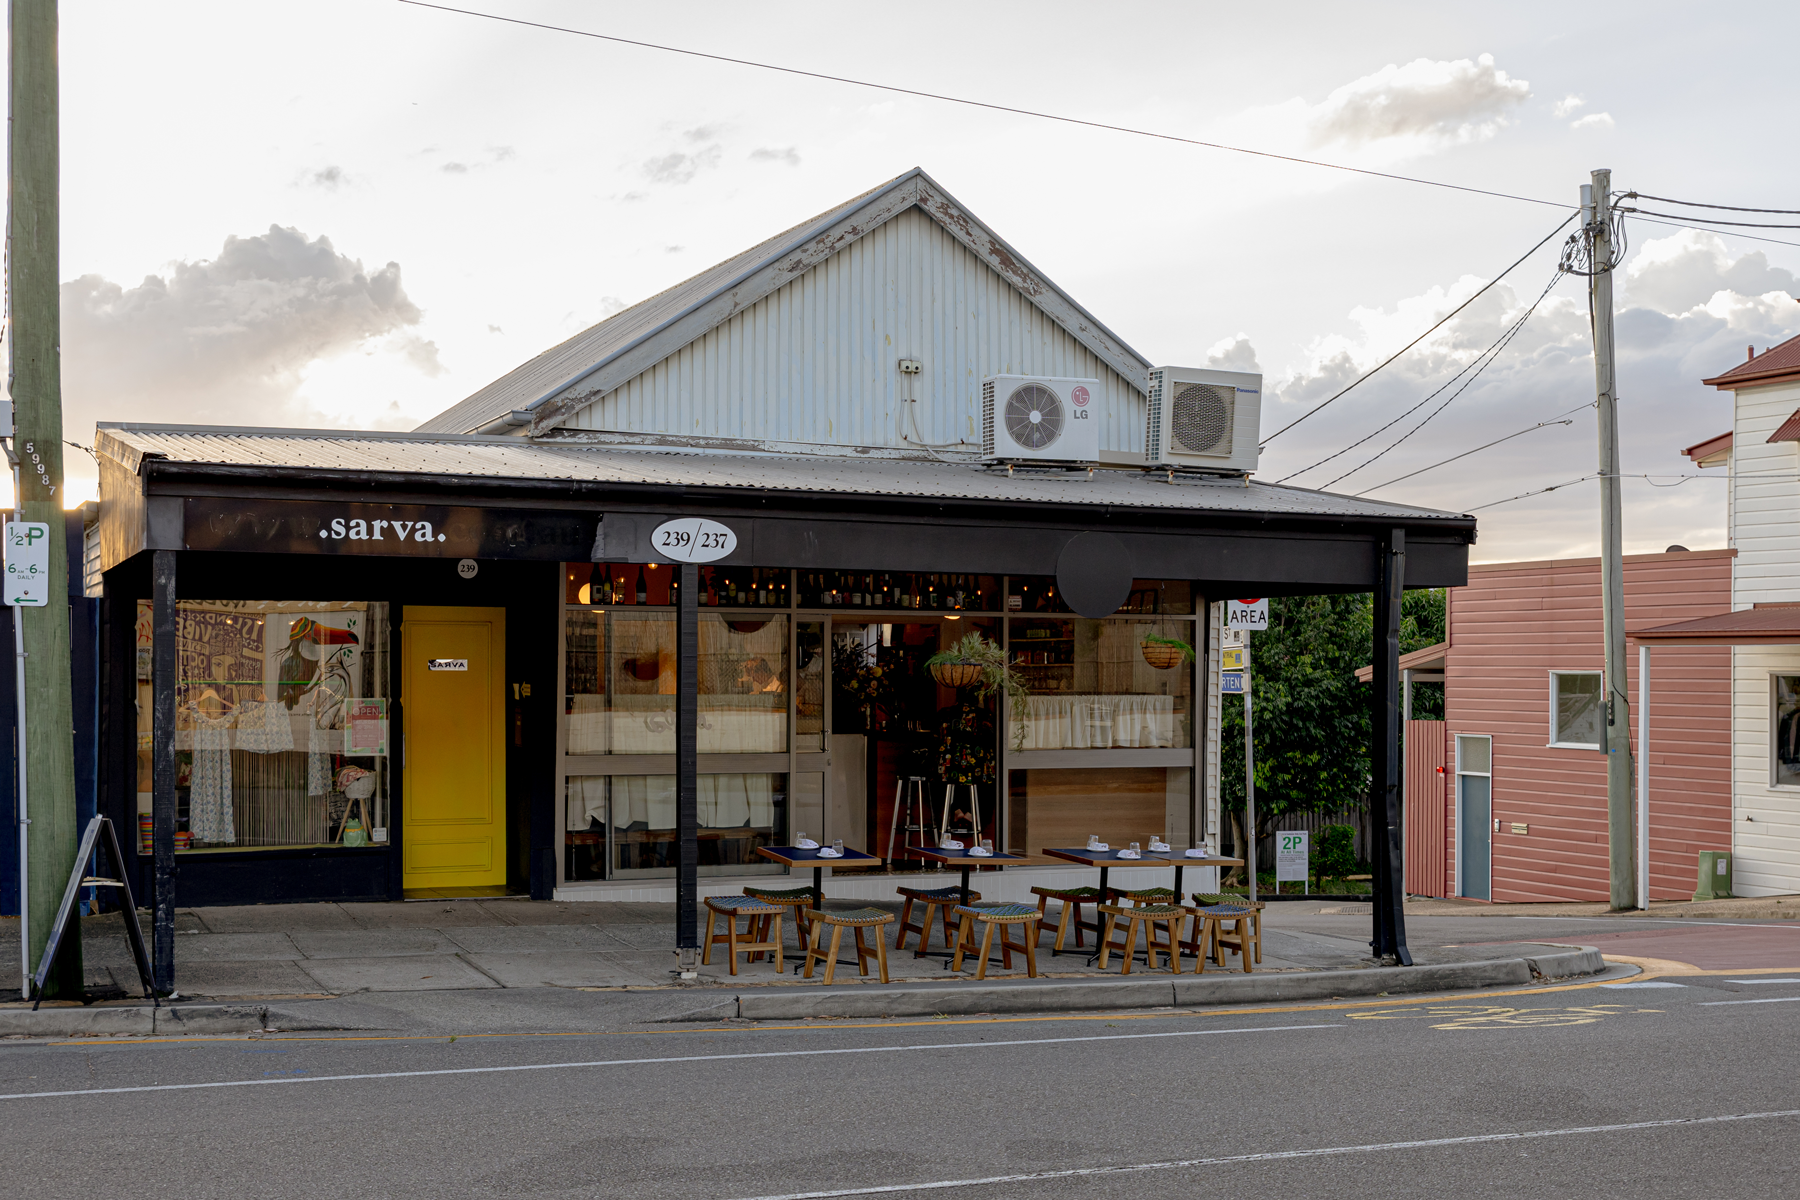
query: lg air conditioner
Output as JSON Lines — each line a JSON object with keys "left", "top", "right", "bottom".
{"left": 980, "top": 375, "right": 1101, "bottom": 464}
{"left": 1144, "top": 366, "right": 1262, "bottom": 473}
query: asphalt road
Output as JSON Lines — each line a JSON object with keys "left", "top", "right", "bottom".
{"left": 7, "top": 950, "right": 1800, "bottom": 1199}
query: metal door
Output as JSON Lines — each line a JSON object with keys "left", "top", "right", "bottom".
{"left": 1456, "top": 734, "right": 1491, "bottom": 901}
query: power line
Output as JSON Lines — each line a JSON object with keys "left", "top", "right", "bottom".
{"left": 1626, "top": 193, "right": 1800, "bottom": 216}
{"left": 1261, "top": 214, "right": 1577, "bottom": 447}
{"left": 1621, "top": 206, "right": 1800, "bottom": 230}
{"left": 1625, "top": 215, "right": 1800, "bottom": 250}
{"left": 396, "top": 1, "right": 1573, "bottom": 212}
{"left": 1466, "top": 473, "right": 1596, "bottom": 511}
{"left": 1354, "top": 405, "right": 1589, "bottom": 495}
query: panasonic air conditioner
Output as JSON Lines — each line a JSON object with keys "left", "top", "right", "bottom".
{"left": 1144, "top": 366, "right": 1262, "bottom": 473}
{"left": 980, "top": 375, "right": 1102, "bottom": 464}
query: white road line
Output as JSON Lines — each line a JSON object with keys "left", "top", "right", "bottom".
{"left": 1728, "top": 978, "right": 1800, "bottom": 984}
{"left": 725, "top": 1109, "right": 1800, "bottom": 1200}
{"left": 0, "top": 1022, "right": 1334, "bottom": 1102}
{"left": 1699, "top": 996, "right": 1800, "bottom": 1006}
{"left": 1600, "top": 981, "right": 1686, "bottom": 989}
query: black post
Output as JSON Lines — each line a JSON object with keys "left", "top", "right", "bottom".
{"left": 675, "top": 563, "right": 698, "bottom": 958}
{"left": 151, "top": 550, "right": 176, "bottom": 994}
{"left": 1370, "top": 529, "right": 1412, "bottom": 965}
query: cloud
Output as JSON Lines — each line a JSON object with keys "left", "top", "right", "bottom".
{"left": 1206, "top": 335, "right": 1262, "bottom": 372}
{"left": 750, "top": 146, "right": 801, "bottom": 166}
{"left": 1570, "top": 112, "right": 1614, "bottom": 130}
{"left": 441, "top": 162, "right": 469, "bottom": 174}
{"left": 642, "top": 143, "right": 722, "bottom": 185}
{"left": 1308, "top": 54, "right": 1530, "bottom": 147}
{"left": 1553, "top": 94, "right": 1585, "bottom": 118}
{"left": 62, "top": 224, "right": 437, "bottom": 442}
{"left": 1624, "top": 228, "right": 1799, "bottom": 313}
{"left": 307, "top": 165, "right": 347, "bottom": 190}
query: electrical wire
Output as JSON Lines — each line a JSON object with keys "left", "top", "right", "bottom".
{"left": 1353, "top": 404, "right": 1590, "bottom": 495}
{"left": 1624, "top": 216, "right": 1800, "bottom": 250}
{"left": 1261, "top": 214, "right": 1576, "bottom": 448}
{"left": 1276, "top": 266, "right": 1563, "bottom": 486}
{"left": 1466, "top": 473, "right": 1597, "bottom": 511}
{"left": 1626, "top": 193, "right": 1800, "bottom": 216}
{"left": 1620, "top": 207, "right": 1800, "bottom": 230}
{"left": 396, "top": 1, "right": 1574, "bottom": 213}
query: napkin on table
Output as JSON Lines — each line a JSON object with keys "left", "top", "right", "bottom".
{"left": 1184, "top": 848, "right": 1209, "bottom": 858}
{"left": 1116, "top": 848, "right": 1141, "bottom": 860}
{"left": 817, "top": 847, "right": 843, "bottom": 858}
{"left": 968, "top": 846, "right": 992, "bottom": 857}
{"left": 796, "top": 838, "right": 820, "bottom": 850}
{"left": 939, "top": 839, "right": 965, "bottom": 850}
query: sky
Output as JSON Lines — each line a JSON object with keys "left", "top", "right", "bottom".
{"left": 32, "top": 0, "right": 1800, "bottom": 563}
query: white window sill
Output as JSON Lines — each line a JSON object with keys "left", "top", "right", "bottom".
{"left": 1547, "top": 741, "right": 1602, "bottom": 751}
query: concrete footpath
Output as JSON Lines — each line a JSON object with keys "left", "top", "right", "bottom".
{"left": 0, "top": 894, "right": 1635, "bottom": 1037}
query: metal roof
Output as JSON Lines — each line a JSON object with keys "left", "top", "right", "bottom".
{"left": 1633, "top": 605, "right": 1800, "bottom": 644}
{"left": 98, "top": 423, "right": 1472, "bottom": 525}
{"left": 411, "top": 167, "right": 1151, "bottom": 437}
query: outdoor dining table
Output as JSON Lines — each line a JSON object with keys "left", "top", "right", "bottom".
{"left": 755, "top": 844, "right": 884, "bottom": 975}
{"left": 1040, "top": 846, "right": 1245, "bottom": 960}
{"left": 908, "top": 846, "right": 1035, "bottom": 907}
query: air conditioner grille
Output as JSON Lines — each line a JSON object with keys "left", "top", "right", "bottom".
{"left": 1003, "top": 383, "right": 1064, "bottom": 450}
{"left": 1171, "top": 383, "right": 1233, "bottom": 455}
{"left": 981, "top": 379, "right": 996, "bottom": 456}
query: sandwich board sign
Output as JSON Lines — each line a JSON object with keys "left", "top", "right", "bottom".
{"left": 1276, "top": 830, "right": 1309, "bottom": 887}
{"left": 1226, "top": 598, "right": 1268, "bottom": 631}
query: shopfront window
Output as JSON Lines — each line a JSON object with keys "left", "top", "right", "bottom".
{"left": 1009, "top": 617, "right": 1193, "bottom": 749}
{"left": 1773, "top": 676, "right": 1800, "bottom": 787}
{"left": 136, "top": 601, "right": 390, "bottom": 852}
{"left": 564, "top": 773, "right": 787, "bottom": 879}
{"left": 564, "top": 611, "right": 789, "bottom": 754}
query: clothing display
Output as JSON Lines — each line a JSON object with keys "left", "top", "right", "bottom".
{"left": 189, "top": 711, "right": 236, "bottom": 844}
{"left": 232, "top": 698, "right": 296, "bottom": 753}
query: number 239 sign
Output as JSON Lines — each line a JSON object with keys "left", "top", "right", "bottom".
{"left": 651, "top": 517, "right": 737, "bottom": 563}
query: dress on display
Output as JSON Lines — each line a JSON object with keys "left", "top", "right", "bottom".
{"left": 189, "top": 711, "right": 235, "bottom": 844}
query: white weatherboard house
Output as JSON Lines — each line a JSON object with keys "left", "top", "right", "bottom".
{"left": 1643, "top": 334, "right": 1800, "bottom": 896}
{"left": 95, "top": 167, "right": 1467, "bottom": 980}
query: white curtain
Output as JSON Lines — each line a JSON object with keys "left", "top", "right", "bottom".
{"left": 1012, "top": 694, "right": 1176, "bottom": 750}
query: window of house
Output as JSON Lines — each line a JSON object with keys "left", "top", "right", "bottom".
{"left": 1549, "top": 671, "right": 1602, "bottom": 748}
{"left": 1772, "top": 676, "right": 1800, "bottom": 787}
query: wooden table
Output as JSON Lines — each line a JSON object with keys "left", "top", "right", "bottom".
{"left": 756, "top": 845, "right": 882, "bottom": 913}
{"left": 908, "top": 846, "right": 1034, "bottom": 908}
{"left": 1041, "top": 847, "right": 1244, "bottom": 961}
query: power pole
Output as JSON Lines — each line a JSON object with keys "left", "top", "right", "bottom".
{"left": 1586, "top": 167, "right": 1636, "bottom": 911}
{"left": 9, "top": 0, "right": 82, "bottom": 995}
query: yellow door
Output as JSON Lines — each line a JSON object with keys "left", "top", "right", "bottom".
{"left": 402, "top": 606, "right": 506, "bottom": 890}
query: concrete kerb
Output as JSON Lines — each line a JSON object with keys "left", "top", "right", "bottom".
{"left": 0, "top": 1004, "right": 272, "bottom": 1038}
{"left": 726, "top": 950, "right": 1606, "bottom": 1022}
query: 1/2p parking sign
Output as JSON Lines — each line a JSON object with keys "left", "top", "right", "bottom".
{"left": 4, "top": 521, "right": 51, "bottom": 607}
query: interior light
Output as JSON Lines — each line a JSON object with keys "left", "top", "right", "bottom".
{"left": 945, "top": 614, "right": 961, "bottom": 621}
{"left": 578, "top": 583, "right": 591, "bottom": 604}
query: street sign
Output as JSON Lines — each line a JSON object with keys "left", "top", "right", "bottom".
{"left": 1226, "top": 598, "right": 1268, "bottom": 631}
{"left": 4, "top": 520, "right": 51, "bottom": 606}
{"left": 1221, "top": 671, "right": 1246, "bottom": 694}
{"left": 1276, "top": 830, "right": 1309, "bottom": 883}
{"left": 1221, "top": 646, "right": 1246, "bottom": 672}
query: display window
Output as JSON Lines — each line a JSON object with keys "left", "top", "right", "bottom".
{"left": 136, "top": 600, "right": 390, "bottom": 853}
{"left": 1009, "top": 617, "right": 1194, "bottom": 750}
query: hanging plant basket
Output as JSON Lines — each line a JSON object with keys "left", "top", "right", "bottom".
{"left": 1140, "top": 635, "right": 1195, "bottom": 670}
{"left": 929, "top": 660, "right": 984, "bottom": 689}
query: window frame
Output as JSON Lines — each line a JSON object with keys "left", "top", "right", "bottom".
{"left": 1769, "top": 673, "right": 1800, "bottom": 790}
{"left": 1547, "top": 670, "right": 1604, "bottom": 750}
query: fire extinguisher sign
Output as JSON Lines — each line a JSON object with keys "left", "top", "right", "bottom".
{"left": 1225, "top": 598, "right": 1268, "bottom": 631}
{"left": 4, "top": 521, "right": 51, "bottom": 607}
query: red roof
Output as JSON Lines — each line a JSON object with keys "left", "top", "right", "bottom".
{"left": 1772, "top": 411, "right": 1800, "bottom": 444}
{"left": 1684, "top": 430, "right": 1732, "bottom": 462}
{"left": 1633, "top": 604, "right": 1800, "bottom": 645}
{"left": 1704, "top": 333, "right": 1800, "bottom": 390}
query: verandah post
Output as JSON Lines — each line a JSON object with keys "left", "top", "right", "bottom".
{"left": 1371, "top": 528, "right": 1412, "bottom": 964}
{"left": 675, "top": 562, "right": 699, "bottom": 975}
{"left": 151, "top": 549, "right": 177, "bottom": 993}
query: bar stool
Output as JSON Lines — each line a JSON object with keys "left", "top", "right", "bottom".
{"left": 895, "top": 885, "right": 982, "bottom": 955}
{"left": 803, "top": 908, "right": 896, "bottom": 984}
{"left": 744, "top": 885, "right": 816, "bottom": 956}
{"left": 950, "top": 904, "right": 1040, "bottom": 980}
{"left": 1187, "top": 894, "right": 1262, "bottom": 973}
{"left": 1105, "top": 886, "right": 1178, "bottom": 908}
{"left": 701, "top": 896, "right": 784, "bottom": 975}
{"left": 1096, "top": 903, "right": 1187, "bottom": 975}
{"left": 1029, "top": 885, "right": 1101, "bottom": 953}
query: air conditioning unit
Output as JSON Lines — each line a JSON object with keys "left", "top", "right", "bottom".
{"left": 981, "top": 375, "right": 1101, "bottom": 464}
{"left": 1144, "top": 366, "right": 1262, "bottom": 473}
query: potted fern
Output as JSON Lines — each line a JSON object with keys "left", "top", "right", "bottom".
{"left": 926, "top": 632, "right": 1030, "bottom": 746}
{"left": 1140, "top": 632, "right": 1195, "bottom": 670}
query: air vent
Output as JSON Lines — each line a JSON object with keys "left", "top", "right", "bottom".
{"left": 1171, "top": 383, "right": 1233, "bottom": 455}
{"left": 1003, "top": 382, "right": 1065, "bottom": 450}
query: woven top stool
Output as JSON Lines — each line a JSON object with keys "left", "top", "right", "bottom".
{"left": 1029, "top": 885, "right": 1102, "bottom": 954}
{"left": 702, "top": 895, "right": 785, "bottom": 975}
{"left": 803, "top": 908, "right": 896, "bottom": 985}
{"left": 950, "top": 903, "right": 1040, "bottom": 980}
{"left": 744, "top": 886, "right": 817, "bottom": 949}
{"left": 1095, "top": 903, "right": 1187, "bottom": 975}
{"left": 1106, "top": 886, "right": 1177, "bottom": 906}
{"left": 1187, "top": 894, "right": 1263, "bottom": 973}
{"left": 896, "top": 885, "right": 982, "bottom": 956}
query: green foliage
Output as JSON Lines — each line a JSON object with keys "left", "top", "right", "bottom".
{"left": 1315, "top": 824, "right": 1357, "bottom": 882}
{"left": 927, "top": 632, "right": 1030, "bottom": 743}
{"left": 1401, "top": 587, "right": 1445, "bottom": 720}
{"left": 1140, "top": 633, "right": 1196, "bottom": 662}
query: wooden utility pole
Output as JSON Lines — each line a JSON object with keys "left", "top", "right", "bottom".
{"left": 1586, "top": 168, "right": 1637, "bottom": 912}
{"left": 9, "top": 0, "right": 81, "bottom": 995}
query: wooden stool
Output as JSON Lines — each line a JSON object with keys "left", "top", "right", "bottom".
{"left": 803, "top": 908, "right": 895, "bottom": 984}
{"left": 1029, "top": 885, "right": 1101, "bottom": 953}
{"left": 1096, "top": 903, "right": 1187, "bottom": 975}
{"left": 896, "top": 885, "right": 981, "bottom": 956}
{"left": 744, "top": 886, "right": 816, "bottom": 957}
{"left": 950, "top": 904, "right": 1040, "bottom": 980}
{"left": 701, "top": 896, "right": 784, "bottom": 975}
{"left": 1186, "top": 895, "right": 1262, "bottom": 974}
{"left": 1106, "top": 886, "right": 1177, "bottom": 907}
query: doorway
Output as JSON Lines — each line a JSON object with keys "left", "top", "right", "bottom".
{"left": 1456, "top": 734, "right": 1491, "bottom": 901}
{"left": 402, "top": 606, "right": 507, "bottom": 891}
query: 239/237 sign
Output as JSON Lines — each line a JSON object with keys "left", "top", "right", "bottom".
{"left": 651, "top": 518, "right": 737, "bottom": 563}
